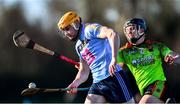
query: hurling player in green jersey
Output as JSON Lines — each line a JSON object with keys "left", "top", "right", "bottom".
{"left": 117, "top": 18, "right": 180, "bottom": 103}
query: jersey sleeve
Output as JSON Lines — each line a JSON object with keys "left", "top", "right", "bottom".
{"left": 159, "top": 43, "right": 172, "bottom": 57}
{"left": 117, "top": 49, "right": 125, "bottom": 63}
{"left": 84, "top": 23, "right": 101, "bottom": 39}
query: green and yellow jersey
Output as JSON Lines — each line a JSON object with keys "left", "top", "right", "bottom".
{"left": 117, "top": 39, "right": 172, "bottom": 95}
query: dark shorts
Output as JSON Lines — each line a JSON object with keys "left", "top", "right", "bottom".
{"left": 88, "top": 70, "right": 133, "bottom": 103}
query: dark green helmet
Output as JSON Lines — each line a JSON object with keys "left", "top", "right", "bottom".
{"left": 124, "top": 18, "right": 147, "bottom": 32}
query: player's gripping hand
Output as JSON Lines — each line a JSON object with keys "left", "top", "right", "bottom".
{"left": 164, "top": 54, "right": 174, "bottom": 64}
{"left": 75, "top": 62, "right": 80, "bottom": 69}
{"left": 164, "top": 52, "right": 179, "bottom": 65}
{"left": 67, "top": 82, "right": 78, "bottom": 94}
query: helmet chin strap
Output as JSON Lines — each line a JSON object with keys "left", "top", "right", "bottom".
{"left": 130, "top": 33, "right": 144, "bottom": 44}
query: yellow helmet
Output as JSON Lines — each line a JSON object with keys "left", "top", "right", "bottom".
{"left": 58, "top": 11, "right": 80, "bottom": 30}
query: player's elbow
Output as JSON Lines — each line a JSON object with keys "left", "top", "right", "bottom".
{"left": 107, "top": 29, "right": 118, "bottom": 39}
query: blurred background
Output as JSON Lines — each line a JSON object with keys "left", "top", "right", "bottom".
{"left": 0, "top": 0, "right": 179, "bottom": 103}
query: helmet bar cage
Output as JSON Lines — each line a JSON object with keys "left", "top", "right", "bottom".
{"left": 124, "top": 18, "right": 147, "bottom": 32}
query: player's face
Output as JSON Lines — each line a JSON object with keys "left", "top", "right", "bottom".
{"left": 62, "top": 25, "right": 78, "bottom": 40}
{"left": 124, "top": 25, "right": 139, "bottom": 40}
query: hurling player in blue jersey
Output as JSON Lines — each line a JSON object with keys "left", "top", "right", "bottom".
{"left": 57, "top": 11, "right": 134, "bottom": 103}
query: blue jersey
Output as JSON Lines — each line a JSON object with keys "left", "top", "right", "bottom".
{"left": 75, "top": 23, "right": 122, "bottom": 83}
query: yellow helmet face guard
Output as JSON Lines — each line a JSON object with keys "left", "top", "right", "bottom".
{"left": 57, "top": 11, "right": 80, "bottom": 30}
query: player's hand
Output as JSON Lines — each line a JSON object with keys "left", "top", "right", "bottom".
{"left": 75, "top": 62, "right": 80, "bottom": 69}
{"left": 66, "top": 83, "right": 78, "bottom": 94}
{"left": 109, "top": 58, "right": 117, "bottom": 76}
{"left": 164, "top": 54, "right": 174, "bottom": 64}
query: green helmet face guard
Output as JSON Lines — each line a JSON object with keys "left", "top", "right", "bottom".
{"left": 124, "top": 18, "right": 147, "bottom": 44}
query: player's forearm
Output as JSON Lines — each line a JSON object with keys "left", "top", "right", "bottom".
{"left": 73, "top": 64, "right": 90, "bottom": 85}
{"left": 98, "top": 26, "right": 120, "bottom": 59}
{"left": 108, "top": 32, "right": 120, "bottom": 59}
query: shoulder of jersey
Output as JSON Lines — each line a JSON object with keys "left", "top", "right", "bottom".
{"left": 120, "top": 42, "right": 133, "bottom": 50}
{"left": 85, "top": 23, "right": 100, "bottom": 30}
{"left": 145, "top": 39, "right": 159, "bottom": 44}
{"left": 120, "top": 39, "right": 160, "bottom": 50}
